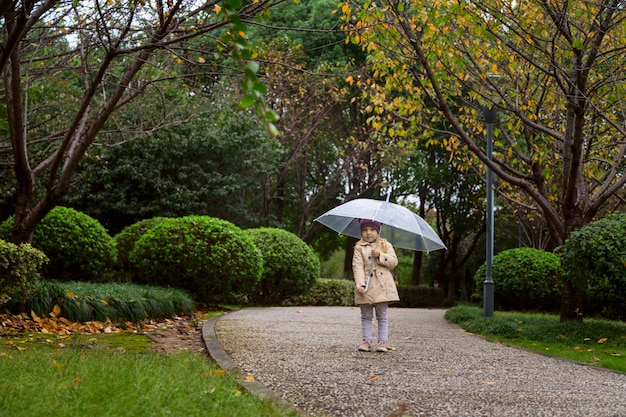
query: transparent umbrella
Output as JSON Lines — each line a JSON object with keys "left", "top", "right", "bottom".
{"left": 314, "top": 198, "right": 446, "bottom": 252}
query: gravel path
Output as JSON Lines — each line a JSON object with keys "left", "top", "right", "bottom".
{"left": 204, "top": 306, "right": 626, "bottom": 417}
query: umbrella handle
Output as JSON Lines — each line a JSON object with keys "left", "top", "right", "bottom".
{"left": 365, "top": 273, "right": 372, "bottom": 291}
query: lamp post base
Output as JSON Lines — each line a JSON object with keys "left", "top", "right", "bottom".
{"left": 483, "top": 281, "right": 494, "bottom": 317}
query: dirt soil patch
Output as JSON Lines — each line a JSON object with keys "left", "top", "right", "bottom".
{"left": 0, "top": 312, "right": 209, "bottom": 355}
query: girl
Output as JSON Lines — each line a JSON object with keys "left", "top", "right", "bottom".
{"left": 353, "top": 219, "right": 399, "bottom": 352}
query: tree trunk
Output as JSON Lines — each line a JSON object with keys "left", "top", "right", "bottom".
{"left": 559, "top": 279, "right": 584, "bottom": 322}
{"left": 343, "top": 236, "right": 357, "bottom": 280}
{"left": 411, "top": 251, "right": 423, "bottom": 285}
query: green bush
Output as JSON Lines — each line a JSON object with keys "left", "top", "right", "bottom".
{"left": 129, "top": 216, "right": 262, "bottom": 303}
{"left": 473, "top": 247, "right": 561, "bottom": 312}
{"left": 320, "top": 250, "right": 345, "bottom": 280}
{"left": 0, "top": 207, "right": 117, "bottom": 282}
{"left": 283, "top": 278, "right": 354, "bottom": 306}
{"left": 114, "top": 217, "right": 167, "bottom": 276}
{"left": 396, "top": 285, "right": 445, "bottom": 308}
{"left": 6, "top": 280, "right": 195, "bottom": 322}
{"left": 558, "top": 213, "right": 626, "bottom": 320}
{"left": 246, "top": 228, "right": 320, "bottom": 304}
{"left": 0, "top": 241, "right": 48, "bottom": 305}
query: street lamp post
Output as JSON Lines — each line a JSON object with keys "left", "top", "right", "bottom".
{"left": 483, "top": 105, "right": 497, "bottom": 317}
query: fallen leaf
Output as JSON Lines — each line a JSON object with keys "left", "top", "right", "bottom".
{"left": 481, "top": 381, "right": 496, "bottom": 385}
{"left": 370, "top": 374, "right": 377, "bottom": 381}
{"left": 31, "top": 310, "right": 41, "bottom": 323}
{"left": 597, "top": 337, "right": 608, "bottom": 344}
{"left": 244, "top": 373, "right": 255, "bottom": 382}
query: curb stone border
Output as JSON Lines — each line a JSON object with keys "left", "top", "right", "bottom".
{"left": 202, "top": 311, "right": 311, "bottom": 417}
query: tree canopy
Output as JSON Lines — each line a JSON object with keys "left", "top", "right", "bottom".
{"left": 1, "top": 0, "right": 283, "bottom": 243}
{"left": 341, "top": 0, "right": 626, "bottom": 319}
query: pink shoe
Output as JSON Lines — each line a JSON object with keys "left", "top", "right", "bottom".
{"left": 357, "top": 340, "right": 372, "bottom": 352}
{"left": 376, "top": 341, "right": 388, "bottom": 352}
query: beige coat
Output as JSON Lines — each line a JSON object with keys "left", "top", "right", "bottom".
{"left": 352, "top": 237, "right": 400, "bottom": 305}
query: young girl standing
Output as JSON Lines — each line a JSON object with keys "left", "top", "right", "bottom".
{"left": 353, "top": 219, "right": 399, "bottom": 352}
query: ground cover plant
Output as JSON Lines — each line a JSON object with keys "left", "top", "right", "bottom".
{"left": 445, "top": 305, "right": 626, "bottom": 373}
{"left": 4, "top": 280, "right": 195, "bottom": 323}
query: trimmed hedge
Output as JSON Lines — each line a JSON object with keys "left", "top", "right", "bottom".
{"left": 113, "top": 217, "right": 167, "bottom": 277}
{"left": 474, "top": 247, "right": 561, "bottom": 312}
{"left": 0, "top": 207, "right": 117, "bottom": 282}
{"left": 283, "top": 278, "right": 355, "bottom": 306}
{"left": 129, "top": 216, "right": 262, "bottom": 303}
{"left": 247, "top": 227, "right": 320, "bottom": 304}
{"left": 0, "top": 241, "right": 48, "bottom": 305}
{"left": 396, "top": 285, "right": 445, "bottom": 308}
{"left": 283, "top": 279, "right": 445, "bottom": 308}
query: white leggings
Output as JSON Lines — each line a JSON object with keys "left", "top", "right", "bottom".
{"left": 360, "top": 302, "right": 389, "bottom": 343}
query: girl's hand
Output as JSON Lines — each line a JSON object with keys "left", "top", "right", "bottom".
{"left": 371, "top": 249, "right": 380, "bottom": 259}
{"left": 357, "top": 286, "right": 366, "bottom": 294}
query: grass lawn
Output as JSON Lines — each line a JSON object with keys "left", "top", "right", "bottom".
{"left": 0, "top": 331, "right": 299, "bottom": 417}
{"left": 445, "top": 305, "right": 626, "bottom": 373}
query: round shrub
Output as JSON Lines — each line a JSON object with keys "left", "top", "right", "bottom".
{"left": 559, "top": 213, "right": 626, "bottom": 320}
{"left": 246, "top": 227, "right": 320, "bottom": 304}
{"left": 129, "top": 216, "right": 262, "bottom": 303}
{"left": 1, "top": 207, "right": 117, "bottom": 282}
{"left": 0, "top": 240, "right": 48, "bottom": 305}
{"left": 474, "top": 247, "right": 561, "bottom": 312}
{"left": 114, "top": 217, "right": 167, "bottom": 274}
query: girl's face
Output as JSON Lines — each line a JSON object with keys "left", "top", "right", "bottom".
{"left": 361, "top": 226, "right": 379, "bottom": 243}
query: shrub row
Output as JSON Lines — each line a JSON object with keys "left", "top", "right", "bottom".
{"left": 283, "top": 278, "right": 445, "bottom": 308}
{"left": 1, "top": 208, "right": 321, "bottom": 311}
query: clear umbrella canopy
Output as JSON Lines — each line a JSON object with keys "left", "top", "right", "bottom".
{"left": 314, "top": 198, "right": 446, "bottom": 252}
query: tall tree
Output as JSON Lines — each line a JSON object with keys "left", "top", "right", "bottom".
{"left": 342, "top": 0, "right": 626, "bottom": 320}
{"left": 0, "top": 0, "right": 283, "bottom": 243}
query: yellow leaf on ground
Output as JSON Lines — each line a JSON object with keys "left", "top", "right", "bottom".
{"left": 597, "top": 337, "right": 608, "bottom": 344}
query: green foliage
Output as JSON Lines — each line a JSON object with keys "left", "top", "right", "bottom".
{"left": 396, "top": 285, "right": 445, "bottom": 308}
{"left": 283, "top": 278, "right": 354, "bottom": 306}
{"left": 0, "top": 207, "right": 117, "bottom": 282}
{"left": 64, "top": 104, "right": 282, "bottom": 234}
{"left": 319, "top": 249, "right": 346, "bottom": 279}
{"left": 473, "top": 248, "right": 561, "bottom": 312}
{"left": 129, "top": 216, "right": 262, "bottom": 303}
{"left": 113, "top": 217, "right": 168, "bottom": 276}
{"left": 246, "top": 228, "right": 320, "bottom": 304}
{"left": 0, "top": 241, "right": 48, "bottom": 305}
{"left": 558, "top": 214, "right": 626, "bottom": 320}
{"left": 5, "top": 280, "right": 195, "bottom": 322}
